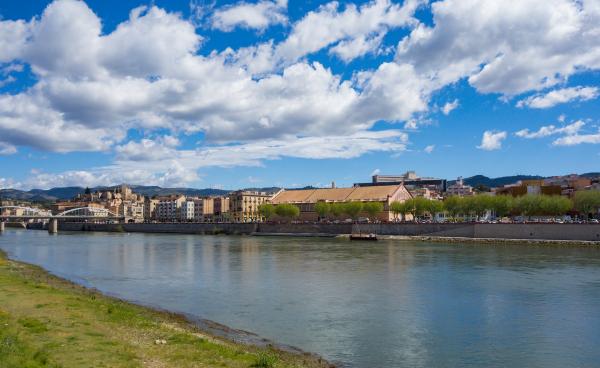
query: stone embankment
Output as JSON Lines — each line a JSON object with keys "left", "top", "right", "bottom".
{"left": 24, "top": 221, "right": 600, "bottom": 243}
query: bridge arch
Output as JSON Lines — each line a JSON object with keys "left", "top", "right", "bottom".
{"left": 55, "top": 207, "right": 120, "bottom": 218}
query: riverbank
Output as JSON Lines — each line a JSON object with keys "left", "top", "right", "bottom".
{"left": 0, "top": 249, "right": 331, "bottom": 368}
{"left": 31, "top": 222, "right": 600, "bottom": 242}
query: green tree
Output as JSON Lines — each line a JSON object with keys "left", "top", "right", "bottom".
{"left": 491, "top": 195, "right": 513, "bottom": 218}
{"left": 363, "top": 202, "right": 383, "bottom": 220}
{"left": 573, "top": 190, "right": 600, "bottom": 219}
{"left": 390, "top": 201, "right": 404, "bottom": 221}
{"left": 443, "top": 196, "right": 463, "bottom": 221}
{"left": 258, "top": 203, "right": 276, "bottom": 220}
{"left": 426, "top": 200, "right": 444, "bottom": 220}
{"left": 275, "top": 204, "right": 300, "bottom": 221}
{"left": 343, "top": 201, "right": 363, "bottom": 221}
{"left": 515, "top": 195, "right": 544, "bottom": 218}
{"left": 538, "top": 195, "right": 572, "bottom": 217}
{"left": 314, "top": 202, "right": 330, "bottom": 220}
{"left": 330, "top": 203, "right": 345, "bottom": 218}
{"left": 403, "top": 197, "right": 429, "bottom": 220}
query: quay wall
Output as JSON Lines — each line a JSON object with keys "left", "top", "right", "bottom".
{"left": 354, "top": 223, "right": 600, "bottom": 241}
{"left": 58, "top": 222, "right": 258, "bottom": 235}
{"left": 31, "top": 221, "right": 600, "bottom": 241}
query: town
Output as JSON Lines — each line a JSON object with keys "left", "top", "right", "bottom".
{"left": 2, "top": 171, "right": 600, "bottom": 224}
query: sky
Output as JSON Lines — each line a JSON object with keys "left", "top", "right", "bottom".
{"left": 0, "top": 0, "right": 599, "bottom": 190}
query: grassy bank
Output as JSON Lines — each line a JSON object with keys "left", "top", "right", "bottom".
{"left": 0, "top": 250, "right": 330, "bottom": 368}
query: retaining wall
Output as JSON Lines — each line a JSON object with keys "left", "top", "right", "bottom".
{"left": 42, "top": 221, "right": 600, "bottom": 241}
{"left": 58, "top": 222, "right": 258, "bottom": 235}
{"left": 355, "top": 223, "right": 600, "bottom": 241}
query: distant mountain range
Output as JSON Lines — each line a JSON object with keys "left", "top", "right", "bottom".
{"left": 1, "top": 173, "right": 598, "bottom": 202}
{"left": 0, "top": 185, "right": 232, "bottom": 202}
{"left": 449, "top": 173, "right": 600, "bottom": 189}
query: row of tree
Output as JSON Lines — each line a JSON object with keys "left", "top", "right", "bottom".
{"left": 390, "top": 191, "right": 600, "bottom": 221}
{"left": 258, "top": 190, "right": 600, "bottom": 222}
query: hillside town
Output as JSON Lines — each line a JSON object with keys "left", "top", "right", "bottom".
{"left": 2, "top": 171, "right": 600, "bottom": 223}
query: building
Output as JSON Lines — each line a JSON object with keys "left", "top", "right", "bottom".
{"left": 121, "top": 201, "right": 145, "bottom": 222}
{"left": 180, "top": 199, "right": 195, "bottom": 222}
{"left": 66, "top": 184, "right": 145, "bottom": 218}
{"left": 144, "top": 197, "right": 159, "bottom": 221}
{"left": 156, "top": 195, "right": 186, "bottom": 222}
{"left": 213, "top": 197, "right": 230, "bottom": 222}
{"left": 446, "top": 177, "right": 474, "bottom": 197}
{"left": 495, "top": 180, "right": 561, "bottom": 197}
{"left": 359, "top": 171, "right": 447, "bottom": 196}
{"left": 270, "top": 184, "right": 412, "bottom": 222}
{"left": 193, "top": 198, "right": 214, "bottom": 222}
{"left": 229, "top": 191, "right": 272, "bottom": 222}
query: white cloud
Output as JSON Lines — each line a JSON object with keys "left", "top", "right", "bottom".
{"left": 19, "top": 130, "right": 408, "bottom": 189}
{"left": 424, "top": 144, "right": 434, "bottom": 153}
{"left": 517, "top": 86, "right": 599, "bottom": 109}
{"left": 0, "top": 142, "right": 17, "bottom": 155}
{"left": 371, "top": 168, "right": 381, "bottom": 176}
{"left": 211, "top": 0, "right": 287, "bottom": 32}
{"left": 477, "top": 131, "right": 507, "bottom": 151}
{"left": 396, "top": 0, "right": 600, "bottom": 95}
{"left": 275, "top": 0, "right": 421, "bottom": 64}
{"left": 441, "top": 99, "right": 459, "bottom": 115}
{"left": 0, "top": 1, "right": 424, "bottom": 154}
{"left": 515, "top": 120, "right": 585, "bottom": 139}
{"left": 0, "top": 19, "right": 30, "bottom": 63}
{"left": 552, "top": 131, "right": 600, "bottom": 146}
{"left": 0, "top": 177, "right": 19, "bottom": 189}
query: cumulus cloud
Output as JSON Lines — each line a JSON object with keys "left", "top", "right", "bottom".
{"left": 515, "top": 120, "right": 585, "bottom": 139}
{"left": 424, "top": 144, "right": 434, "bottom": 153}
{"left": 516, "top": 86, "right": 599, "bottom": 109}
{"left": 19, "top": 130, "right": 408, "bottom": 189}
{"left": 552, "top": 131, "right": 600, "bottom": 146}
{"left": 477, "top": 131, "right": 507, "bottom": 151}
{"left": 396, "top": 0, "right": 600, "bottom": 95}
{"left": 211, "top": 0, "right": 288, "bottom": 32}
{"left": 441, "top": 99, "right": 458, "bottom": 115}
{"left": 277, "top": 0, "right": 421, "bottom": 64}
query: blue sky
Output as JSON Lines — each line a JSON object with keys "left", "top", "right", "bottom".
{"left": 0, "top": 0, "right": 599, "bottom": 190}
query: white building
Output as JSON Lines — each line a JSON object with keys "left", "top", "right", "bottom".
{"left": 180, "top": 200, "right": 195, "bottom": 222}
{"left": 446, "top": 177, "right": 474, "bottom": 196}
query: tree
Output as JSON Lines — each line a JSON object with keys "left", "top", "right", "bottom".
{"left": 491, "top": 195, "right": 513, "bottom": 218}
{"left": 275, "top": 204, "right": 300, "bottom": 221}
{"left": 330, "top": 203, "right": 345, "bottom": 218}
{"left": 515, "top": 195, "right": 544, "bottom": 218}
{"left": 343, "top": 201, "right": 363, "bottom": 221}
{"left": 390, "top": 201, "right": 404, "bottom": 221}
{"left": 363, "top": 202, "right": 384, "bottom": 221}
{"left": 258, "top": 203, "right": 276, "bottom": 221}
{"left": 314, "top": 202, "right": 330, "bottom": 220}
{"left": 403, "top": 197, "right": 430, "bottom": 220}
{"left": 443, "top": 196, "right": 463, "bottom": 221}
{"left": 84, "top": 187, "right": 91, "bottom": 195}
{"left": 426, "top": 200, "right": 444, "bottom": 220}
{"left": 573, "top": 190, "right": 600, "bottom": 219}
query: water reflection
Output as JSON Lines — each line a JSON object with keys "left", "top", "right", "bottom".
{"left": 1, "top": 229, "right": 600, "bottom": 368}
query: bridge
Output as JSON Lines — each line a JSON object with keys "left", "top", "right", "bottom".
{"left": 0, "top": 206, "right": 125, "bottom": 234}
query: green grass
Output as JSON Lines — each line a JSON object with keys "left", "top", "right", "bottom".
{"left": 0, "top": 250, "right": 329, "bottom": 368}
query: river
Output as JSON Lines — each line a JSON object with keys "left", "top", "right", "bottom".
{"left": 1, "top": 229, "right": 599, "bottom": 367}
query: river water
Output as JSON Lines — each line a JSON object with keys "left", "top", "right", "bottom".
{"left": 1, "top": 229, "right": 600, "bottom": 368}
